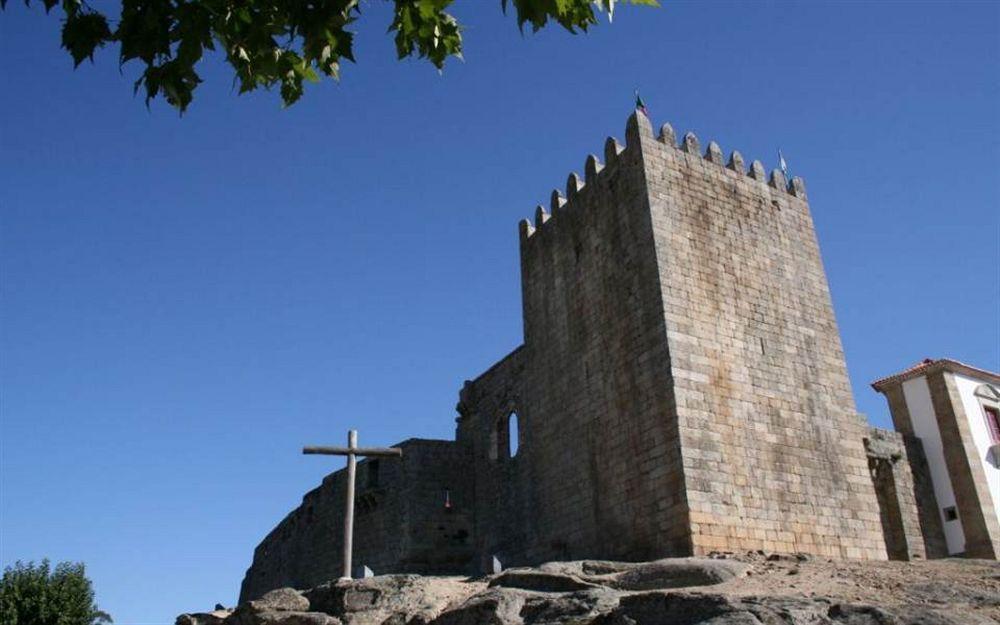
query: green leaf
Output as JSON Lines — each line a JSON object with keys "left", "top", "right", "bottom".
{"left": 61, "top": 11, "right": 112, "bottom": 66}
{"left": 4, "top": 0, "right": 660, "bottom": 110}
{"left": 390, "top": 0, "right": 462, "bottom": 69}
{"left": 116, "top": 0, "right": 173, "bottom": 66}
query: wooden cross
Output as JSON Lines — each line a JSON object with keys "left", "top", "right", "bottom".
{"left": 303, "top": 429, "right": 402, "bottom": 580}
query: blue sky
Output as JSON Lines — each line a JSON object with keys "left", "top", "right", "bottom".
{"left": 1, "top": 1, "right": 997, "bottom": 623}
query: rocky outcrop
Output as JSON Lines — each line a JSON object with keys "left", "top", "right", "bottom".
{"left": 304, "top": 574, "right": 472, "bottom": 624}
{"left": 176, "top": 610, "right": 231, "bottom": 625}
{"left": 181, "top": 588, "right": 341, "bottom": 625}
{"left": 179, "top": 555, "right": 1000, "bottom": 625}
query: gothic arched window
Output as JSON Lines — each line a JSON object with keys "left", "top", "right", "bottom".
{"left": 508, "top": 413, "right": 520, "bottom": 457}
{"left": 492, "top": 411, "right": 521, "bottom": 460}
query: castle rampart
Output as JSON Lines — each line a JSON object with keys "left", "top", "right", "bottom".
{"left": 239, "top": 439, "right": 473, "bottom": 602}
{"left": 241, "top": 112, "right": 909, "bottom": 600}
{"left": 455, "top": 347, "right": 528, "bottom": 565}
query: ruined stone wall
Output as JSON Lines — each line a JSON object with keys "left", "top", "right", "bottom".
{"left": 508, "top": 120, "right": 690, "bottom": 564}
{"left": 864, "top": 427, "right": 928, "bottom": 560}
{"left": 396, "top": 439, "right": 475, "bottom": 575}
{"left": 455, "top": 347, "right": 531, "bottom": 566}
{"left": 239, "top": 439, "right": 473, "bottom": 602}
{"left": 634, "top": 112, "right": 886, "bottom": 559}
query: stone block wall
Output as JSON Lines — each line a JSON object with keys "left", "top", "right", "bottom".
{"left": 631, "top": 112, "right": 886, "bottom": 559}
{"left": 511, "top": 122, "right": 690, "bottom": 564}
{"left": 395, "top": 439, "right": 475, "bottom": 574}
{"left": 239, "top": 438, "right": 473, "bottom": 602}
{"left": 456, "top": 112, "right": 891, "bottom": 565}
{"left": 864, "top": 427, "right": 929, "bottom": 560}
{"left": 455, "top": 347, "right": 533, "bottom": 565}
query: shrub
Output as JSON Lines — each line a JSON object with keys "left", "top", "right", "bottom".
{"left": 0, "top": 560, "right": 111, "bottom": 625}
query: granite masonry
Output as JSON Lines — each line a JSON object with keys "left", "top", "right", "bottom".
{"left": 239, "top": 113, "right": 942, "bottom": 602}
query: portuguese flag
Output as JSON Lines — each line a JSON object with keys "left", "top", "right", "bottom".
{"left": 635, "top": 91, "right": 648, "bottom": 116}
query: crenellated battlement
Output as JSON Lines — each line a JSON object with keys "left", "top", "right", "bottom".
{"left": 650, "top": 114, "right": 808, "bottom": 200}
{"left": 519, "top": 116, "right": 639, "bottom": 245}
{"left": 519, "top": 112, "right": 808, "bottom": 244}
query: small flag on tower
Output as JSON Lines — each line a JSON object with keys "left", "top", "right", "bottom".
{"left": 778, "top": 150, "right": 788, "bottom": 176}
{"left": 635, "top": 90, "right": 648, "bottom": 117}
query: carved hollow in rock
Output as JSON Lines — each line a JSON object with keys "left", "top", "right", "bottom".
{"left": 488, "top": 570, "right": 600, "bottom": 593}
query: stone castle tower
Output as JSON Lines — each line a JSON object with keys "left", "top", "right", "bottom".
{"left": 459, "top": 111, "right": 886, "bottom": 563}
{"left": 240, "top": 112, "right": 891, "bottom": 601}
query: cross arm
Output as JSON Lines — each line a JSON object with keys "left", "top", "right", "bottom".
{"left": 303, "top": 446, "right": 403, "bottom": 457}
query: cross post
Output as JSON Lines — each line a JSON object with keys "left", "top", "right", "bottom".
{"left": 303, "top": 429, "right": 402, "bottom": 580}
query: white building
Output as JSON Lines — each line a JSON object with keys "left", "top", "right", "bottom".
{"left": 873, "top": 358, "right": 1000, "bottom": 558}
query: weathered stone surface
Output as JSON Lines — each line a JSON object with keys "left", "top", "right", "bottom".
{"left": 429, "top": 589, "right": 524, "bottom": 625}
{"left": 537, "top": 558, "right": 748, "bottom": 591}
{"left": 250, "top": 612, "right": 341, "bottom": 625}
{"left": 891, "top": 606, "right": 988, "bottom": 625}
{"left": 224, "top": 587, "right": 339, "bottom": 625}
{"left": 519, "top": 589, "right": 621, "bottom": 624}
{"left": 907, "top": 579, "right": 1000, "bottom": 606}
{"left": 303, "top": 575, "right": 473, "bottom": 625}
{"left": 489, "top": 570, "right": 600, "bottom": 592}
{"left": 250, "top": 588, "right": 310, "bottom": 612}
{"left": 740, "top": 595, "right": 835, "bottom": 625}
{"left": 604, "top": 595, "right": 978, "bottom": 625}
{"left": 865, "top": 428, "right": 929, "bottom": 561}
{"left": 621, "top": 560, "right": 742, "bottom": 591}
{"left": 226, "top": 606, "right": 341, "bottom": 625}
{"left": 185, "top": 556, "right": 1000, "bottom": 625}
{"left": 176, "top": 610, "right": 231, "bottom": 625}
{"left": 608, "top": 592, "right": 752, "bottom": 625}
{"left": 827, "top": 603, "right": 898, "bottom": 625}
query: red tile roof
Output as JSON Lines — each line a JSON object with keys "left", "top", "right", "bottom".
{"left": 871, "top": 358, "right": 1000, "bottom": 391}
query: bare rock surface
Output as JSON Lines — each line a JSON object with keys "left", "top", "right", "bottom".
{"left": 214, "top": 586, "right": 342, "bottom": 625}
{"left": 239, "top": 611, "right": 342, "bottom": 625}
{"left": 180, "top": 555, "right": 1000, "bottom": 625}
{"left": 303, "top": 574, "right": 474, "bottom": 625}
{"left": 488, "top": 570, "right": 602, "bottom": 593}
{"left": 538, "top": 558, "right": 749, "bottom": 591}
{"left": 251, "top": 588, "right": 311, "bottom": 612}
{"left": 176, "top": 610, "right": 232, "bottom": 625}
